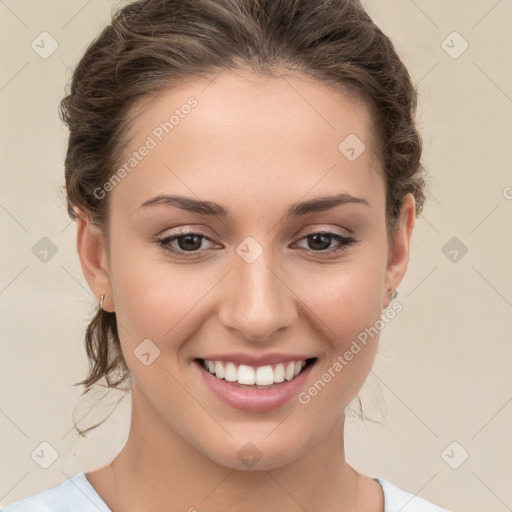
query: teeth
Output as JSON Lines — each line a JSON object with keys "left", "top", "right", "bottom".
{"left": 215, "top": 361, "right": 225, "bottom": 379}
{"left": 202, "top": 359, "right": 309, "bottom": 386}
{"left": 238, "top": 364, "right": 256, "bottom": 385}
{"left": 274, "top": 363, "right": 285, "bottom": 383}
{"left": 225, "top": 362, "right": 238, "bottom": 382}
{"left": 285, "top": 361, "right": 295, "bottom": 380}
{"left": 255, "top": 365, "right": 274, "bottom": 385}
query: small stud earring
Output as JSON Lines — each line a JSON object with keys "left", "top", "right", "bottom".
{"left": 99, "top": 293, "right": 106, "bottom": 312}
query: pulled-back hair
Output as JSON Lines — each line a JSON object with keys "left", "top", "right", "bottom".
{"left": 59, "top": 0, "right": 429, "bottom": 434}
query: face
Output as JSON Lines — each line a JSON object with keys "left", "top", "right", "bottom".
{"left": 77, "top": 68, "right": 414, "bottom": 470}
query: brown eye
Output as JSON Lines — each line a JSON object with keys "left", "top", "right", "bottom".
{"left": 158, "top": 230, "right": 215, "bottom": 257}
{"left": 295, "top": 231, "right": 356, "bottom": 256}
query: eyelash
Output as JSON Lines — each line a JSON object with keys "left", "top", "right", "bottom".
{"left": 156, "top": 229, "right": 357, "bottom": 259}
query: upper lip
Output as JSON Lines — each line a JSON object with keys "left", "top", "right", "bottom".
{"left": 196, "top": 353, "right": 316, "bottom": 367}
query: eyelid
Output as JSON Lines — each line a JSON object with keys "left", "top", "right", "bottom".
{"left": 299, "top": 227, "right": 352, "bottom": 239}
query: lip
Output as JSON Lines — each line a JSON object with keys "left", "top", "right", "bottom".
{"left": 197, "top": 352, "right": 314, "bottom": 367}
{"left": 194, "top": 357, "right": 317, "bottom": 412}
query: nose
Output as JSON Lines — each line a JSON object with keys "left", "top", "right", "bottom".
{"left": 217, "top": 249, "right": 297, "bottom": 343}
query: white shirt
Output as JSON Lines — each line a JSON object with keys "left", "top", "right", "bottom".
{"left": 1, "top": 472, "right": 451, "bottom": 511}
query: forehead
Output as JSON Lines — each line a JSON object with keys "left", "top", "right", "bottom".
{"left": 109, "top": 68, "right": 384, "bottom": 215}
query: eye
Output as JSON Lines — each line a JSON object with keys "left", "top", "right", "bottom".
{"left": 157, "top": 229, "right": 216, "bottom": 257}
{"left": 156, "top": 229, "right": 357, "bottom": 259}
{"left": 294, "top": 231, "right": 356, "bottom": 257}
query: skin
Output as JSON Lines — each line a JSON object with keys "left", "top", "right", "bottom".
{"left": 76, "top": 68, "right": 415, "bottom": 512}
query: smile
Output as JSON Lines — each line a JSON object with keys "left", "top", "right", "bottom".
{"left": 194, "top": 355, "right": 318, "bottom": 412}
{"left": 199, "top": 358, "right": 316, "bottom": 388}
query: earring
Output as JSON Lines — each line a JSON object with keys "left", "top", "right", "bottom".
{"left": 388, "top": 287, "right": 398, "bottom": 300}
{"left": 99, "top": 292, "right": 106, "bottom": 312}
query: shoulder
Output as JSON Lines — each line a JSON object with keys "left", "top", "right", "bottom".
{"left": 1, "top": 473, "right": 111, "bottom": 512}
{"left": 374, "top": 477, "right": 451, "bottom": 512}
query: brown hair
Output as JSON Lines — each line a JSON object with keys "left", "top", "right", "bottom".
{"left": 60, "top": 0, "right": 429, "bottom": 434}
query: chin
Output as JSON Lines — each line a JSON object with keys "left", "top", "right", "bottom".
{"left": 201, "top": 434, "right": 307, "bottom": 472}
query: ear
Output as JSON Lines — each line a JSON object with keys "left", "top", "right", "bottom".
{"left": 383, "top": 193, "right": 416, "bottom": 309}
{"left": 75, "top": 207, "right": 115, "bottom": 312}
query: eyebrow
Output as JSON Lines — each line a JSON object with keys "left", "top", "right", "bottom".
{"left": 138, "top": 192, "right": 370, "bottom": 217}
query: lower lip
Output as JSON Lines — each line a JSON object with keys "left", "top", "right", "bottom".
{"left": 194, "top": 359, "right": 315, "bottom": 412}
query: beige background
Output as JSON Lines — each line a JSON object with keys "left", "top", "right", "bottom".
{"left": 1, "top": 1, "right": 511, "bottom": 511}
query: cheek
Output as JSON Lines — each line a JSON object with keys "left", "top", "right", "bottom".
{"left": 108, "top": 232, "right": 215, "bottom": 353}
{"left": 299, "top": 254, "right": 386, "bottom": 344}
{"left": 295, "top": 255, "right": 386, "bottom": 400}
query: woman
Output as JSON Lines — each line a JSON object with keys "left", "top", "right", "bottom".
{"left": 2, "top": 0, "right": 451, "bottom": 510}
